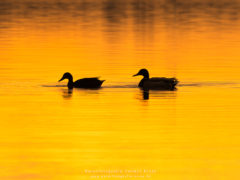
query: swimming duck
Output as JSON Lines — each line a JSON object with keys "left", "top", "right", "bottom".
{"left": 58, "top": 72, "right": 105, "bottom": 89}
{"left": 133, "top": 69, "right": 178, "bottom": 90}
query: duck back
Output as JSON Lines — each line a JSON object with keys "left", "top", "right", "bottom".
{"left": 74, "top": 78, "right": 104, "bottom": 88}
{"left": 142, "top": 77, "right": 178, "bottom": 90}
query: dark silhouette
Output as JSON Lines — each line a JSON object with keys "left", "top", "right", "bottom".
{"left": 133, "top": 68, "right": 178, "bottom": 90}
{"left": 143, "top": 90, "right": 149, "bottom": 100}
{"left": 58, "top": 72, "right": 105, "bottom": 89}
{"left": 62, "top": 89, "right": 73, "bottom": 99}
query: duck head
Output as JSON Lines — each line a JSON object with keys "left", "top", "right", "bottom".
{"left": 133, "top": 69, "right": 149, "bottom": 79}
{"left": 58, "top": 72, "right": 73, "bottom": 82}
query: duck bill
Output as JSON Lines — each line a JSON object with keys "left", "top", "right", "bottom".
{"left": 133, "top": 73, "right": 139, "bottom": 77}
{"left": 58, "top": 77, "right": 65, "bottom": 82}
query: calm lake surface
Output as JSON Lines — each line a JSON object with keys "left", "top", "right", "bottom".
{"left": 0, "top": 0, "right": 240, "bottom": 179}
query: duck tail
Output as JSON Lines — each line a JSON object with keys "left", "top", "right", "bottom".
{"left": 100, "top": 80, "right": 105, "bottom": 85}
{"left": 173, "top": 78, "right": 179, "bottom": 85}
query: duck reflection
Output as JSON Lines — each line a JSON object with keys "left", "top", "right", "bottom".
{"left": 62, "top": 89, "right": 73, "bottom": 99}
{"left": 140, "top": 89, "right": 177, "bottom": 100}
{"left": 143, "top": 90, "right": 149, "bottom": 100}
{"left": 61, "top": 88, "right": 103, "bottom": 100}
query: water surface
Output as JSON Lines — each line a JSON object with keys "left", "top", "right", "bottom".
{"left": 0, "top": 0, "right": 240, "bottom": 179}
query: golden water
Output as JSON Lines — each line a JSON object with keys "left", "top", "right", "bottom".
{"left": 0, "top": 0, "right": 240, "bottom": 179}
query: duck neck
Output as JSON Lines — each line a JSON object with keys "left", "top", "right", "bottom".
{"left": 67, "top": 76, "right": 74, "bottom": 89}
{"left": 143, "top": 72, "right": 149, "bottom": 79}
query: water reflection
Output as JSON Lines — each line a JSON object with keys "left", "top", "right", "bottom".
{"left": 1, "top": 0, "right": 240, "bottom": 179}
{"left": 139, "top": 89, "right": 177, "bottom": 100}
{"left": 61, "top": 88, "right": 73, "bottom": 99}
{"left": 1, "top": 1, "right": 240, "bottom": 22}
{"left": 1, "top": 0, "right": 240, "bottom": 32}
{"left": 143, "top": 90, "right": 149, "bottom": 100}
{"left": 61, "top": 88, "right": 103, "bottom": 99}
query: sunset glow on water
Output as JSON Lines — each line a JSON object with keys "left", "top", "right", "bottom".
{"left": 0, "top": 0, "right": 240, "bottom": 179}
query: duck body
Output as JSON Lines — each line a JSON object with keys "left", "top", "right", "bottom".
{"left": 133, "top": 69, "right": 178, "bottom": 90}
{"left": 59, "top": 72, "right": 105, "bottom": 89}
{"left": 72, "top": 78, "right": 104, "bottom": 89}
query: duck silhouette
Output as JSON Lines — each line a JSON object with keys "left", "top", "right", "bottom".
{"left": 58, "top": 72, "right": 105, "bottom": 89}
{"left": 133, "top": 69, "right": 178, "bottom": 90}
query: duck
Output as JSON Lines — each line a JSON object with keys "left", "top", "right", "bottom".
{"left": 58, "top": 72, "right": 105, "bottom": 89}
{"left": 133, "top": 69, "right": 178, "bottom": 90}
